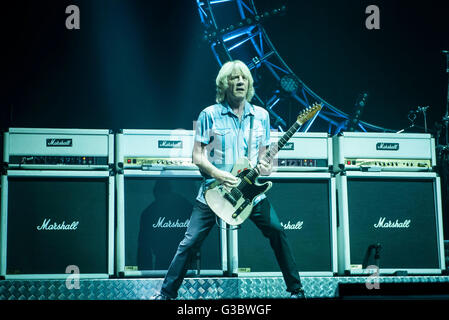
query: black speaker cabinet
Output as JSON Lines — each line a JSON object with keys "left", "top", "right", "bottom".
{"left": 231, "top": 172, "right": 338, "bottom": 276}
{"left": 0, "top": 170, "right": 114, "bottom": 279}
{"left": 337, "top": 171, "right": 446, "bottom": 275}
{"left": 116, "top": 170, "right": 226, "bottom": 277}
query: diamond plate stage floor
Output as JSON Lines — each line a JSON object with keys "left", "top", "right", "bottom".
{"left": 1, "top": 276, "right": 449, "bottom": 300}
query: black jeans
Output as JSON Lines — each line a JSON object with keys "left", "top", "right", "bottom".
{"left": 160, "top": 198, "right": 302, "bottom": 298}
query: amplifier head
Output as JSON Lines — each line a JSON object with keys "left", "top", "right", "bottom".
{"left": 269, "top": 132, "right": 331, "bottom": 172}
{"left": 332, "top": 133, "right": 436, "bottom": 172}
{"left": 115, "top": 130, "right": 195, "bottom": 168}
{"left": 4, "top": 128, "right": 113, "bottom": 169}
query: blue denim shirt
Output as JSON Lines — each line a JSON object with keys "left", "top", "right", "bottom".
{"left": 194, "top": 101, "right": 271, "bottom": 205}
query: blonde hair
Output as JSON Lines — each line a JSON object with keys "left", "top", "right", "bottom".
{"left": 215, "top": 60, "right": 255, "bottom": 103}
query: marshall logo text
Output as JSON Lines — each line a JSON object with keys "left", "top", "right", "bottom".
{"left": 46, "top": 139, "right": 73, "bottom": 147}
{"left": 376, "top": 142, "right": 399, "bottom": 151}
{"left": 37, "top": 218, "right": 79, "bottom": 231}
{"left": 373, "top": 217, "right": 411, "bottom": 229}
{"left": 158, "top": 140, "right": 183, "bottom": 149}
{"left": 281, "top": 220, "right": 304, "bottom": 230}
{"left": 153, "top": 217, "right": 190, "bottom": 228}
{"left": 281, "top": 143, "right": 295, "bottom": 151}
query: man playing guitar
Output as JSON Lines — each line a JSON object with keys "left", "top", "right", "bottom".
{"left": 153, "top": 60, "right": 305, "bottom": 300}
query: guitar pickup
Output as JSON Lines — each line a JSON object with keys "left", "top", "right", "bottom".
{"left": 224, "top": 192, "right": 237, "bottom": 206}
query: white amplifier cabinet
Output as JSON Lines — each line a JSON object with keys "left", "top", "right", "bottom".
{"left": 269, "top": 132, "right": 332, "bottom": 172}
{"left": 1, "top": 170, "right": 115, "bottom": 279}
{"left": 3, "top": 128, "right": 114, "bottom": 170}
{"left": 229, "top": 172, "right": 338, "bottom": 277}
{"left": 332, "top": 132, "right": 436, "bottom": 172}
{"left": 115, "top": 169, "right": 227, "bottom": 277}
{"left": 336, "top": 171, "right": 445, "bottom": 275}
{"left": 116, "top": 129, "right": 197, "bottom": 170}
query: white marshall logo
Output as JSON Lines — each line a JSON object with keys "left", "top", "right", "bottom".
{"left": 281, "top": 221, "right": 304, "bottom": 230}
{"left": 37, "top": 218, "right": 79, "bottom": 231}
{"left": 158, "top": 140, "right": 183, "bottom": 149}
{"left": 376, "top": 142, "right": 399, "bottom": 151}
{"left": 153, "top": 217, "right": 190, "bottom": 228}
{"left": 374, "top": 217, "right": 411, "bottom": 229}
{"left": 46, "top": 138, "right": 73, "bottom": 147}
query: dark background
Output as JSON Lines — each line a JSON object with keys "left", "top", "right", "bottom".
{"left": 2, "top": 0, "right": 449, "bottom": 134}
{"left": 262, "top": 0, "right": 449, "bottom": 133}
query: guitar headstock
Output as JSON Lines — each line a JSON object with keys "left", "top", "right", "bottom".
{"left": 296, "top": 103, "right": 322, "bottom": 125}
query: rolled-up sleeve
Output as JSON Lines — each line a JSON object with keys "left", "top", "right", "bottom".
{"left": 194, "top": 111, "right": 212, "bottom": 145}
{"left": 262, "top": 110, "right": 271, "bottom": 147}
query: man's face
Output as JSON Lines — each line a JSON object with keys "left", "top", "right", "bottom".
{"left": 226, "top": 70, "right": 248, "bottom": 103}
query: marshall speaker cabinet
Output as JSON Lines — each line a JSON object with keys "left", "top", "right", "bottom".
{"left": 115, "top": 129, "right": 226, "bottom": 277}
{"left": 116, "top": 171, "right": 226, "bottom": 277}
{"left": 336, "top": 171, "right": 446, "bottom": 275}
{"left": 230, "top": 172, "right": 338, "bottom": 276}
{"left": 0, "top": 170, "right": 115, "bottom": 279}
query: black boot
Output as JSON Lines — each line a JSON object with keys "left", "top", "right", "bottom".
{"left": 290, "top": 288, "right": 306, "bottom": 299}
{"left": 151, "top": 292, "right": 173, "bottom": 300}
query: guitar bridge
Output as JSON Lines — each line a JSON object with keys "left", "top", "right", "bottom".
{"left": 232, "top": 199, "right": 250, "bottom": 218}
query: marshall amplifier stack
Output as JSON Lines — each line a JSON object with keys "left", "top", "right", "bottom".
{"left": 1, "top": 128, "right": 115, "bottom": 279}
{"left": 333, "top": 132, "right": 446, "bottom": 275}
{"left": 232, "top": 132, "right": 338, "bottom": 276}
{"left": 115, "top": 129, "right": 226, "bottom": 277}
{"left": 1, "top": 127, "right": 446, "bottom": 280}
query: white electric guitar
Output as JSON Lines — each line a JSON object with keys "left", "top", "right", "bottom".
{"left": 205, "top": 103, "right": 322, "bottom": 225}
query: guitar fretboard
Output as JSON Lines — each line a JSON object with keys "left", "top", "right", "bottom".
{"left": 263, "top": 120, "right": 301, "bottom": 163}
{"left": 237, "top": 104, "right": 320, "bottom": 186}
{"left": 243, "top": 120, "right": 301, "bottom": 183}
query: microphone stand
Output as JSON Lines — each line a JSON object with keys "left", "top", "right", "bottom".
{"left": 396, "top": 111, "right": 417, "bottom": 133}
{"left": 418, "top": 106, "right": 430, "bottom": 133}
{"left": 444, "top": 51, "right": 449, "bottom": 146}
{"left": 437, "top": 51, "right": 449, "bottom": 242}
{"left": 435, "top": 51, "right": 449, "bottom": 153}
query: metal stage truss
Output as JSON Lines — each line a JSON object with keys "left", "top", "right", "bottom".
{"left": 196, "top": 0, "right": 393, "bottom": 134}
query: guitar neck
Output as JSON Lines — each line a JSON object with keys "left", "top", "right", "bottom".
{"left": 245, "top": 104, "right": 320, "bottom": 181}
{"left": 245, "top": 120, "right": 300, "bottom": 181}
{"left": 263, "top": 120, "right": 301, "bottom": 163}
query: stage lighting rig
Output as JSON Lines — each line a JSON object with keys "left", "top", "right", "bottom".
{"left": 280, "top": 74, "right": 300, "bottom": 94}
{"left": 202, "top": 5, "right": 287, "bottom": 43}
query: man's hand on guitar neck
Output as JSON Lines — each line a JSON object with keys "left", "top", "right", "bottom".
{"left": 256, "top": 159, "right": 273, "bottom": 176}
